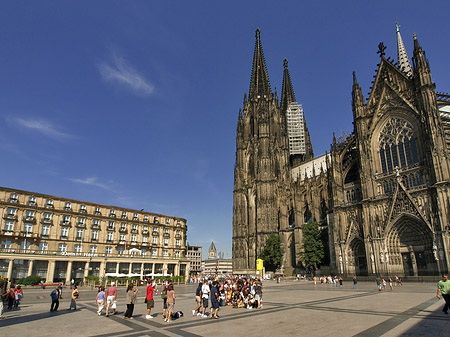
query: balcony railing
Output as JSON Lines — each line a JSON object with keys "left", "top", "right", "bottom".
{"left": 60, "top": 221, "right": 71, "bottom": 227}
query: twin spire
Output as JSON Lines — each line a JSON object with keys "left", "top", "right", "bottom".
{"left": 249, "top": 28, "right": 272, "bottom": 100}
{"left": 395, "top": 22, "right": 413, "bottom": 77}
{"left": 248, "top": 28, "right": 297, "bottom": 110}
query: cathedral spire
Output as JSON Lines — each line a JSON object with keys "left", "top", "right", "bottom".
{"left": 412, "top": 33, "right": 432, "bottom": 86}
{"left": 281, "top": 58, "right": 296, "bottom": 113}
{"left": 352, "top": 72, "right": 365, "bottom": 111}
{"left": 249, "top": 28, "right": 272, "bottom": 100}
{"left": 395, "top": 22, "right": 413, "bottom": 77}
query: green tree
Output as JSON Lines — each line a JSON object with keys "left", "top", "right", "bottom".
{"left": 300, "top": 222, "right": 325, "bottom": 268}
{"left": 259, "top": 234, "right": 283, "bottom": 271}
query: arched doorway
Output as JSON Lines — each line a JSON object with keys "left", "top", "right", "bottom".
{"left": 347, "top": 238, "right": 368, "bottom": 276}
{"left": 385, "top": 216, "right": 438, "bottom": 276}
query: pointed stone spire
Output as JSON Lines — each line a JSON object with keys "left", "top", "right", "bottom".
{"left": 395, "top": 22, "right": 413, "bottom": 77}
{"left": 249, "top": 28, "right": 271, "bottom": 100}
{"left": 352, "top": 71, "right": 365, "bottom": 117}
{"left": 412, "top": 33, "right": 433, "bottom": 86}
{"left": 281, "top": 58, "right": 296, "bottom": 113}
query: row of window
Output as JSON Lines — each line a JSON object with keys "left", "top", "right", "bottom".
{"left": 3, "top": 209, "right": 183, "bottom": 233}
{"left": 3, "top": 221, "right": 182, "bottom": 246}
{"left": 0, "top": 240, "right": 182, "bottom": 258}
{"left": 4, "top": 208, "right": 183, "bottom": 230}
{"left": 7, "top": 194, "right": 181, "bottom": 225}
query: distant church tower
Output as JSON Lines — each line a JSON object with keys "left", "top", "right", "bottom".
{"left": 232, "top": 29, "right": 313, "bottom": 273}
{"left": 208, "top": 241, "right": 217, "bottom": 260}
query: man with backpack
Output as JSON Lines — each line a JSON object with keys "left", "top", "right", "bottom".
{"left": 161, "top": 280, "right": 172, "bottom": 320}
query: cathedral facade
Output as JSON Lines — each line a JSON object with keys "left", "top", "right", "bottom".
{"left": 232, "top": 26, "right": 450, "bottom": 277}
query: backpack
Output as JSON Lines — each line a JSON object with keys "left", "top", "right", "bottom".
{"left": 161, "top": 288, "right": 167, "bottom": 299}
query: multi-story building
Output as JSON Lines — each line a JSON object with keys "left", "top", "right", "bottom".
{"left": 0, "top": 186, "right": 189, "bottom": 283}
{"left": 233, "top": 25, "right": 450, "bottom": 277}
{"left": 202, "top": 241, "right": 233, "bottom": 275}
{"left": 186, "top": 244, "right": 202, "bottom": 275}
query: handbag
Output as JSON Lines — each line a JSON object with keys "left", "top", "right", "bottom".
{"left": 111, "top": 301, "right": 117, "bottom": 309}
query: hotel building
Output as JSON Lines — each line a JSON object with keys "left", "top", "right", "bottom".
{"left": 0, "top": 186, "right": 189, "bottom": 283}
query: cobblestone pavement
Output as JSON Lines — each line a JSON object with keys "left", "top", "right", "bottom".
{"left": 1, "top": 280, "right": 449, "bottom": 337}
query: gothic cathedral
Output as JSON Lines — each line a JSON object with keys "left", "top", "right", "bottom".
{"left": 232, "top": 26, "right": 450, "bottom": 277}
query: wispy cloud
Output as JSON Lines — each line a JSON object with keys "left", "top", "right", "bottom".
{"left": 10, "top": 117, "right": 75, "bottom": 139}
{"left": 70, "top": 177, "right": 113, "bottom": 191}
{"left": 98, "top": 53, "right": 154, "bottom": 96}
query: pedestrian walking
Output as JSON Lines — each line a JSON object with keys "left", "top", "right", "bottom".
{"left": 14, "top": 285, "right": 23, "bottom": 308}
{"left": 6, "top": 285, "right": 15, "bottom": 310}
{"left": 58, "top": 282, "right": 63, "bottom": 299}
{"left": 437, "top": 274, "right": 450, "bottom": 315}
{"left": 50, "top": 286, "right": 60, "bottom": 312}
{"left": 145, "top": 279, "right": 156, "bottom": 319}
{"left": 123, "top": 283, "right": 138, "bottom": 319}
{"left": 200, "top": 281, "right": 210, "bottom": 317}
{"left": 96, "top": 286, "right": 105, "bottom": 316}
{"left": 165, "top": 284, "right": 176, "bottom": 322}
{"left": 192, "top": 282, "right": 202, "bottom": 316}
{"left": 353, "top": 276, "right": 357, "bottom": 289}
{"left": 105, "top": 282, "right": 117, "bottom": 316}
{"left": 69, "top": 285, "right": 79, "bottom": 310}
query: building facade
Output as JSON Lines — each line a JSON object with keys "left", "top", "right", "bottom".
{"left": 201, "top": 241, "right": 233, "bottom": 275}
{"left": 233, "top": 26, "right": 450, "bottom": 277}
{"left": 0, "top": 186, "right": 190, "bottom": 283}
{"left": 186, "top": 244, "right": 202, "bottom": 275}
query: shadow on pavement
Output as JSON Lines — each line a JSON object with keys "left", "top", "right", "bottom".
{"left": 0, "top": 307, "right": 80, "bottom": 327}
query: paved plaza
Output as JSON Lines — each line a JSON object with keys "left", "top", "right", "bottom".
{"left": 1, "top": 280, "right": 449, "bottom": 337}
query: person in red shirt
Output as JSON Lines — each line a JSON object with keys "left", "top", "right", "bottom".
{"left": 145, "top": 279, "right": 157, "bottom": 319}
{"left": 105, "top": 282, "right": 118, "bottom": 317}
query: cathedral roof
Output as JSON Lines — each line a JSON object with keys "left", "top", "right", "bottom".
{"left": 249, "top": 28, "right": 272, "bottom": 100}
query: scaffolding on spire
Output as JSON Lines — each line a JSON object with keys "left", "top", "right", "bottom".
{"left": 286, "top": 102, "right": 306, "bottom": 155}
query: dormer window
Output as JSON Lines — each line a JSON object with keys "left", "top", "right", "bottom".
{"left": 80, "top": 205, "right": 87, "bottom": 214}
{"left": 144, "top": 215, "right": 149, "bottom": 222}
{"left": 154, "top": 217, "right": 159, "bottom": 224}
{"left": 110, "top": 210, "right": 116, "bottom": 218}
{"left": 122, "top": 211, "right": 127, "bottom": 219}
{"left": 9, "top": 193, "right": 18, "bottom": 204}
{"left": 65, "top": 202, "right": 72, "bottom": 211}
{"left": 133, "top": 213, "right": 138, "bottom": 221}
{"left": 46, "top": 199, "right": 54, "bottom": 209}
{"left": 95, "top": 207, "right": 101, "bottom": 216}
{"left": 28, "top": 197, "right": 36, "bottom": 206}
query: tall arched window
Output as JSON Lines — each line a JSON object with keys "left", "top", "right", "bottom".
{"left": 379, "top": 118, "right": 419, "bottom": 173}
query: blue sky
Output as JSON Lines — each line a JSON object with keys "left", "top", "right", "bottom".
{"left": 1, "top": 1, "right": 449, "bottom": 258}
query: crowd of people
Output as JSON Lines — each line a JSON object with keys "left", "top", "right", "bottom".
{"left": 0, "top": 279, "right": 24, "bottom": 318}
{"left": 192, "top": 276, "right": 264, "bottom": 319}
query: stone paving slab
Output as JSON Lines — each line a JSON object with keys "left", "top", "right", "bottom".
{"left": 1, "top": 281, "right": 449, "bottom": 337}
